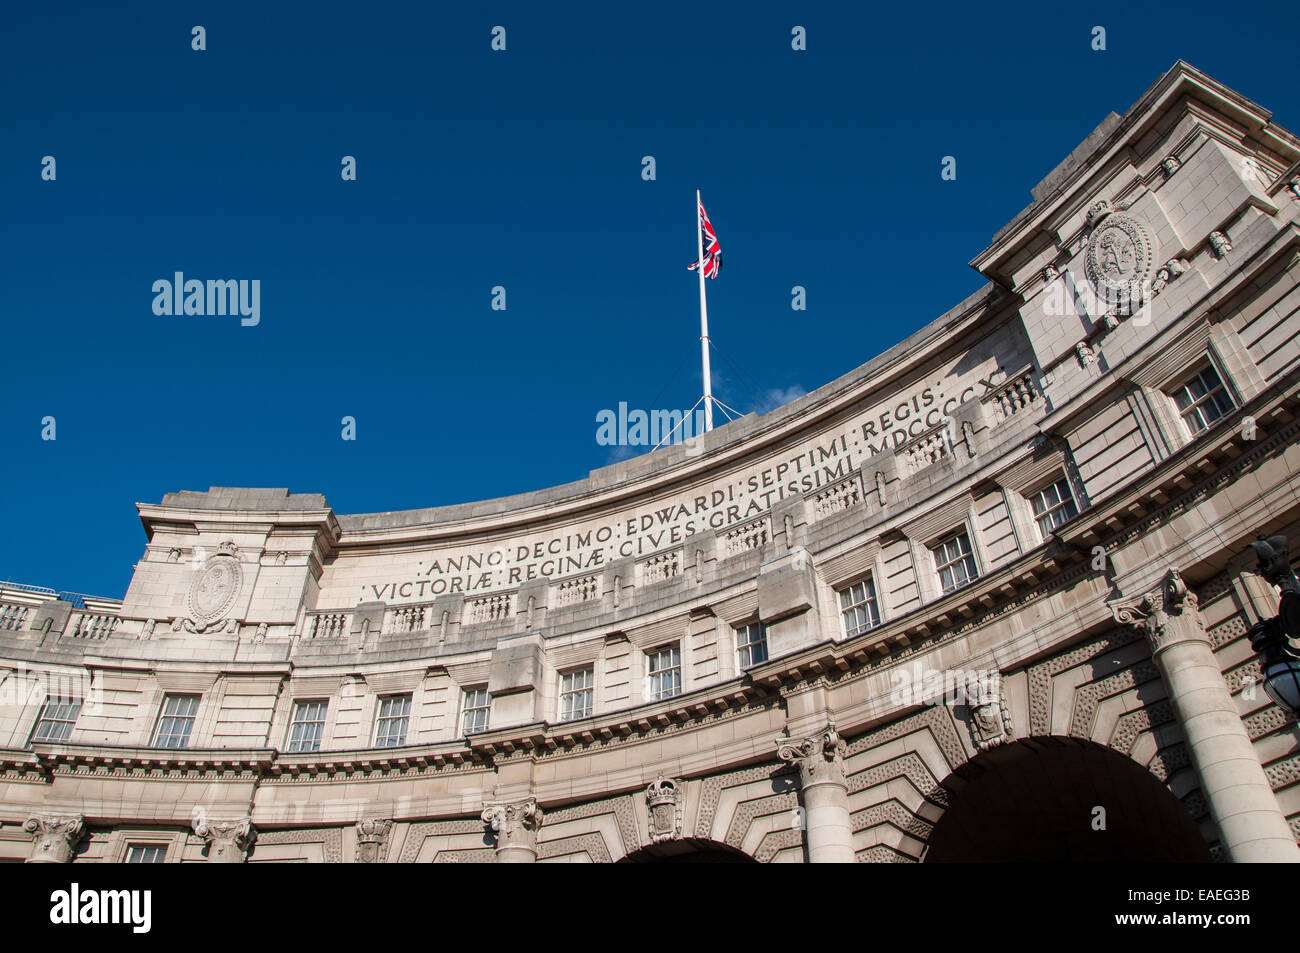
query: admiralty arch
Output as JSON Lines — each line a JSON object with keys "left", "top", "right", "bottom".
{"left": 4, "top": 61, "right": 1300, "bottom": 863}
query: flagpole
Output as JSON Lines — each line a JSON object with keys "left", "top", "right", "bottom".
{"left": 696, "top": 189, "right": 715, "bottom": 432}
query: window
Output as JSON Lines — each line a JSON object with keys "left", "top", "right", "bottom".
{"left": 462, "top": 688, "right": 490, "bottom": 735}
{"left": 932, "top": 531, "right": 979, "bottom": 595}
{"left": 647, "top": 645, "right": 681, "bottom": 701}
{"left": 1171, "top": 364, "right": 1234, "bottom": 435}
{"left": 27, "top": 696, "right": 82, "bottom": 746}
{"left": 125, "top": 844, "right": 166, "bottom": 864}
{"left": 151, "top": 694, "right": 199, "bottom": 749}
{"left": 1029, "top": 477, "right": 1079, "bottom": 537}
{"left": 374, "top": 694, "right": 412, "bottom": 747}
{"left": 559, "top": 668, "right": 594, "bottom": 722}
{"left": 286, "top": 700, "right": 327, "bottom": 753}
{"left": 838, "top": 578, "right": 881, "bottom": 638}
{"left": 736, "top": 623, "right": 768, "bottom": 668}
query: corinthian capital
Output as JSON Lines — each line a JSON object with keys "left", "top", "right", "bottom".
{"left": 192, "top": 816, "right": 255, "bottom": 863}
{"left": 23, "top": 813, "right": 85, "bottom": 863}
{"left": 777, "top": 723, "right": 847, "bottom": 786}
{"left": 481, "top": 798, "right": 543, "bottom": 852}
{"left": 355, "top": 818, "right": 393, "bottom": 863}
{"left": 1112, "top": 569, "right": 1203, "bottom": 653}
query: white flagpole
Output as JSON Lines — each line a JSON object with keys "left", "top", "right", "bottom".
{"left": 696, "top": 189, "right": 715, "bottom": 432}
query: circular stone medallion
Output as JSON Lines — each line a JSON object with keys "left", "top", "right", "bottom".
{"left": 1084, "top": 212, "right": 1154, "bottom": 314}
{"left": 188, "top": 554, "right": 242, "bottom": 624}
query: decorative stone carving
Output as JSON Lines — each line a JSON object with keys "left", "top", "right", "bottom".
{"left": 1112, "top": 569, "right": 1202, "bottom": 653}
{"left": 192, "top": 816, "right": 255, "bottom": 863}
{"left": 777, "top": 723, "right": 847, "bottom": 786}
{"left": 275, "top": 551, "right": 288, "bottom": 566}
{"left": 1076, "top": 341, "right": 1095, "bottom": 368}
{"left": 355, "top": 818, "right": 393, "bottom": 863}
{"left": 1084, "top": 210, "right": 1155, "bottom": 315}
{"left": 140, "top": 618, "right": 156, "bottom": 640}
{"left": 645, "top": 776, "right": 683, "bottom": 843}
{"left": 179, "top": 540, "right": 243, "bottom": 633}
{"left": 167, "top": 548, "right": 182, "bottom": 563}
{"left": 1043, "top": 264, "right": 1060, "bottom": 282}
{"left": 1085, "top": 199, "right": 1112, "bottom": 229}
{"left": 1209, "top": 231, "right": 1232, "bottom": 258}
{"left": 23, "top": 813, "right": 84, "bottom": 863}
{"left": 1160, "top": 155, "right": 1181, "bottom": 177}
{"left": 254, "top": 622, "right": 268, "bottom": 643}
{"left": 968, "top": 685, "right": 1012, "bottom": 751}
{"left": 481, "top": 798, "right": 543, "bottom": 854}
{"left": 1289, "top": 176, "right": 1300, "bottom": 199}
{"left": 1150, "top": 257, "right": 1190, "bottom": 297}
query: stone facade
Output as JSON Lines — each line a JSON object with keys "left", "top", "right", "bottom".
{"left": 2, "top": 62, "right": 1300, "bottom": 862}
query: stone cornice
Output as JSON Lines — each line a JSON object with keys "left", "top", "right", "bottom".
{"left": 332, "top": 290, "right": 1007, "bottom": 545}
{"left": 971, "top": 60, "right": 1293, "bottom": 280}
{"left": 29, "top": 743, "right": 276, "bottom": 776}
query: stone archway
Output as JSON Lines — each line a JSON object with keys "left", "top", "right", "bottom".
{"left": 617, "top": 838, "right": 757, "bottom": 863}
{"left": 923, "top": 737, "right": 1210, "bottom": 862}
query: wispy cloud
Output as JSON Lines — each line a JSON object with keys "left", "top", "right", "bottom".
{"left": 752, "top": 385, "right": 807, "bottom": 415}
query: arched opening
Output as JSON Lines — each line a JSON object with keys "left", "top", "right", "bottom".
{"left": 924, "top": 737, "right": 1210, "bottom": 862}
{"left": 618, "top": 838, "right": 757, "bottom": 863}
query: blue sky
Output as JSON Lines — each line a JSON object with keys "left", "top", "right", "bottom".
{"left": 1, "top": 1, "right": 1295, "bottom": 598}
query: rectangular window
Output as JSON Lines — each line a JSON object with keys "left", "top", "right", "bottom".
{"left": 462, "top": 688, "right": 490, "bottom": 735}
{"left": 27, "top": 696, "right": 82, "bottom": 746}
{"left": 932, "top": 531, "right": 979, "bottom": 595}
{"left": 838, "top": 578, "right": 881, "bottom": 638}
{"left": 558, "top": 668, "right": 594, "bottom": 722}
{"left": 1029, "top": 477, "right": 1079, "bottom": 538}
{"left": 647, "top": 645, "right": 682, "bottom": 701}
{"left": 151, "top": 694, "right": 200, "bottom": 749}
{"left": 736, "top": 623, "right": 769, "bottom": 668}
{"left": 1171, "top": 364, "right": 1234, "bottom": 435}
{"left": 286, "top": 699, "right": 327, "bottom": 753}
{"left": 125, "top": 844, "right": 166, "bottom": 864}
{"left": 374, "top": 694, "right": 412, "bottom": 748}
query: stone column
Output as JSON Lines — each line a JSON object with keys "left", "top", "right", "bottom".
{"left": 481, "top": 798, "right": 542, "bottom": 863}
{"left": 192, "top": 817, "right": 255, "bottom": 863}
{"left": 24, "top": 813, "right": 84, "bottom": 863}
{"left": 777, "top": 724, "right": 855, "bottom": 863}
{"left": 355, "top": 818, "right": 393, "bottom": 863}
{"left": 1114, "top": 569, "right": 1300, "bottom": 862}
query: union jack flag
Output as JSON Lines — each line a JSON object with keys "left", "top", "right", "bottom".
{"left": 688, "top": 196, "right": 722, "bottom": 279}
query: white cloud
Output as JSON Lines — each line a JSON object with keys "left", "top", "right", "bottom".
{"left": 753, "top": 385, "right": 807, "bottom": 415}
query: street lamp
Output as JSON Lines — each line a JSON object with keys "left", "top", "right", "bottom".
{"left": 1247, "top": 535, "right": 1300, "bottom": 715}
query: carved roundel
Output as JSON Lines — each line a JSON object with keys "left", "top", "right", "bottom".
{"left": 1084, "top": 211, "right": 1155, "bottom": 314}
{"left": 187, "top": 547, "right": 242, "bottom": 623}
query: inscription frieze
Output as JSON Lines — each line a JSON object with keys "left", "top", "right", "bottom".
{"left": 331, "top": 347, "right": 1023, "bottom": 603}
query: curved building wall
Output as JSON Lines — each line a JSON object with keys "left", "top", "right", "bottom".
{"left": 4, "top": 61, "right": 1300, "bottom": 863}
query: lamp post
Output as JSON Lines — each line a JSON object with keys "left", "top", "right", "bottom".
{"left": 1247, "top": 536, "right": 1300, "bottom": 715}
